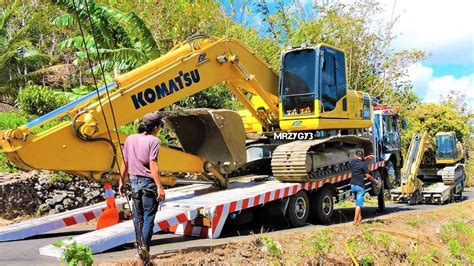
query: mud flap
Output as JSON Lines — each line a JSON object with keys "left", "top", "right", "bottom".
{"left": 162, "top": 109, "right": 247, "bottom": 171}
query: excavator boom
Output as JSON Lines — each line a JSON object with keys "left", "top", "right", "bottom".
{"left": 0, "top": 37, "right": 279, "bottom": 183}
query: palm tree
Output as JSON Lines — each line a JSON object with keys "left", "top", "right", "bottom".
{"left": 0, "top": 0, "right": 52, "bottom": 102}
{"left": 51, "top": 0, "right": 160, "bottom": 77}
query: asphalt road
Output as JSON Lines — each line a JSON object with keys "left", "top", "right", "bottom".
{"left": 1, "top": 188, "right": 472, "bottom": 265}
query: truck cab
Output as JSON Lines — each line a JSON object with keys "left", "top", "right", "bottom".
{"left": 372, "top": 104, "right": 404, "bottom": 187}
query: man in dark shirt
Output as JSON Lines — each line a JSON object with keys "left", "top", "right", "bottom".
{"left": 350, "top": 150, "right": 378, "bottom": 224}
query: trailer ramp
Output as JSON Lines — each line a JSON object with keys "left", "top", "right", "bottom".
{"left": 0, "top": 198, "right": 125, "bottom": 242}
{"left": 0, "top": 183, "right": 209, "bottom": 241}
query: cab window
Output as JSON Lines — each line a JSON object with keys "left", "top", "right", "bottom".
{"left": 321, "top": 48, "right": 346, "bottom": 112}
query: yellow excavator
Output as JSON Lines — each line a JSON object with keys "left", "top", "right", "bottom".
{"left": 391, "top": 132, "right": 465, "bottom": 204}
{"left": 1, "top": 36, "right": 373, "bottom": 187}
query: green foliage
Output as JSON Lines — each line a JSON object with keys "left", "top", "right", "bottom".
{"left": 116, "top": 123, "right": 171, "bottom": 146}
{"left": 305, "top": 230, "right": 333, "bottom": 256}
{"left": 403, "top": 102, "right": 470, "bottom": 147}
{"left": 50, "top": 171, "right": 73, "bottom": 183}
{"left": 57, "top": 85, "right": 95, "bottom": 101}
{"left": 253, "top": 0, "right": 425, "bottom": 107}
{"left": 116, "top": 123, "right": 139, "bottom": 135}
{"left": 361, "top": 255, "right": 374, "bottom": 266}
{"left": 448, "top": 239, "right": 461, "bottom": 258}
{"left": 53, "top": 238, "right": 93, "bottom": 266}
{"left": 0, "top": 152, "right": 21, "bottom": 173}
{"left": 405, "top": 216, "right": 424, "bottom": 227}
{"left": 463, "top": 136, "right": 474, "bottom": 187}
{"left": 177, "top": 84, "right": 243, "bottom": 110}
{"left": 0, "top": 0, "right": 52, "bottom": 101}
{"left": 51, "top": 0, "right": 160, "bottom": 74}
{"left": 439, "top": 220, "right": 474, "bottom": 263}
{"left": 261, "top": 235, "right": 283, "bottom": 258}
{"left": 0, "top": 112, "right": 27, "bottom": 173}
{"left": 407, "top": 248, "right": 437, "bottom": 264}
{"left": 0, "top": 112, "right": 27, "bottom": 130}
{"left": 16, "top": 84, "right": 69, "bottom": 117}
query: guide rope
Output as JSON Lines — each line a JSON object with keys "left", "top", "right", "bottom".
{"left": 71, "top": 0, "right": 148, "bottom": 263}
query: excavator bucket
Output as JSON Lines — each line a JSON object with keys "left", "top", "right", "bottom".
{"left": 162, "top": 109, "right": 247, "bottom": 171}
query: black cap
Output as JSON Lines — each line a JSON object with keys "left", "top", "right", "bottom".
{"left": 142, "top": 112, "right": 163, "bottom": 128}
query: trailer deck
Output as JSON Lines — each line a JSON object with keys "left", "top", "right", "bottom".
{"left": 37, "top": 161, "right": 384, "bottom": 258}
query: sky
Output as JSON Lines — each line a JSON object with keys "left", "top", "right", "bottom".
{"left": 223, "top": 0, "right": 473, "bottom": 111}
{"left": 381, "top": 0, "right": 473, "bottom": 110}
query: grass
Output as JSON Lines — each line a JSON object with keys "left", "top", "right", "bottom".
{"left": 448, "top": 239, "right": 461, "bottom": 258}
{"left": 0, "top": 152, "right": 21, "bottom": 173}
{"left": 376, "top": 232, "right": 392, "bottom": 248}
{"left": 439, "top": 220, "right": 474, "bottom": 263}
{"left": 261, "top": 235, "right": 282, "bottom": 258}
{"left": 50, "top": 172, "right": 73, "bottom": 183}
{"left": 304, "top": 230, "right": 333, "bottom": 256}
{"left": 407, "top": 247, "right": 438, "bottom": 264}
{"left": 405, "top": 216, "right": 424, "bottom": 227}
{"left": 361, "top": 255, "right": 374, "bottom": 266}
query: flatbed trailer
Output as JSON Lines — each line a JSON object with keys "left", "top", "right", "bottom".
{"left": 35, "top": 161, "right": 385, "bottom": 257}
{"left": 391, "top": 178, "right": 464, "bottom": 204}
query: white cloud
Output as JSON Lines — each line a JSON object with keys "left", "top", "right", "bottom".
{"left": 380, "top": 0, "right": 474, "bottom": 65}
{"left": 407, "top": 63, "right": 474, "bottom": 111}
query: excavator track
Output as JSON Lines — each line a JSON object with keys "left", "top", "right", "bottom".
{"left": 271, "top": 135, "right": 372, "bottom": 182}
{"left": 439, "top": 163, "right": 465, "bottom": 185}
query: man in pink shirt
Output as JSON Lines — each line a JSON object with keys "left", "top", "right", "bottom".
{"left": 119, "top": 113, "right": 166, "bottom": 258}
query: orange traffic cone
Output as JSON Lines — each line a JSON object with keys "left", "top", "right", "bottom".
{"left": 96, "top": 182, "right": 120, "bottom": 229}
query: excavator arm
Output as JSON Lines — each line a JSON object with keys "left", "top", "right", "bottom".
{"left": 399, "top": 132, "right": 430, "bottom": 203}
{"left": 0, "top": 37, "right": 280, "bottom": 184}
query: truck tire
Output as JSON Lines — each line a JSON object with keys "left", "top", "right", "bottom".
{"left": 310, "top": 186, "right": 334, "bottom": 224}
{"left": 285, "top": 190, "right": 309, "bottom": 227}
{"left": 385, "top": 160, "right": 397, "bottom": 189}
{"left": 370, "top": 170, "right": 383, "bottom": 196}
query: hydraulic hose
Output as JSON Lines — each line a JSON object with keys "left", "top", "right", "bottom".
{"left": 72, "top": 110, "right": 117, "bottom": 176}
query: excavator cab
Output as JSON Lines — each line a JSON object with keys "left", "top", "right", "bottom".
{"left": 279, "top": 44, "right": 372, "bottom": 131}
{"left": 435, "top": 132, "right": 461, "bottom": 164}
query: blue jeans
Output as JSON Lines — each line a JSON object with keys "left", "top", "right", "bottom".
{"left": 351, "top": 184, "right": 365, "bottom": 207}
{"left": 130, "top": 176, "right": 158, "bottom": 249}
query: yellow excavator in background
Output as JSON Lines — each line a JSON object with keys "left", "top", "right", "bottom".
{"left": 391, "top": 132, "right": 465, "bottom": 204}
{"left": 0, "top": 36, "right": 373, "bottom": 187}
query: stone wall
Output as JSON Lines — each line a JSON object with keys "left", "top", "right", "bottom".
{"left": 0, "top": 171, "right": 106, "bottom": 219}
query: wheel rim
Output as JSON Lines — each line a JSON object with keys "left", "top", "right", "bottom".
{"left": 322, "top": 195, "right": 332, "bottom": 215}
{"left": 387, "top": 161, "right": 396, "bottom": 186}
{"left": 295, "top": 197, "right": 307, "bottom": 219}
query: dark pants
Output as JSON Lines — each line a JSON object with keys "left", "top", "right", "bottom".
{"left": 130, "top": 176, "right": 158, "bottom": 249}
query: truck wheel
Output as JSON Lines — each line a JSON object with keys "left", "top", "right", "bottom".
{"left": 385, "top": 161, "right": 397, "bottom": 189}
{"left": 377, "top": 181, "right": 385, "bottom": 212}
{"left": 370, "top": 170, "right": 383, "bottom": 196}
{"left": 285, "top": 190, "right": 309, "bottom": 227}
{"left": 311, "top": 186, "right": 334, "bottom": 224}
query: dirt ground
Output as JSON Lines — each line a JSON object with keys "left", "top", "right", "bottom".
{"left": 101, "top": 199, "right": 474, "bottom": 265}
